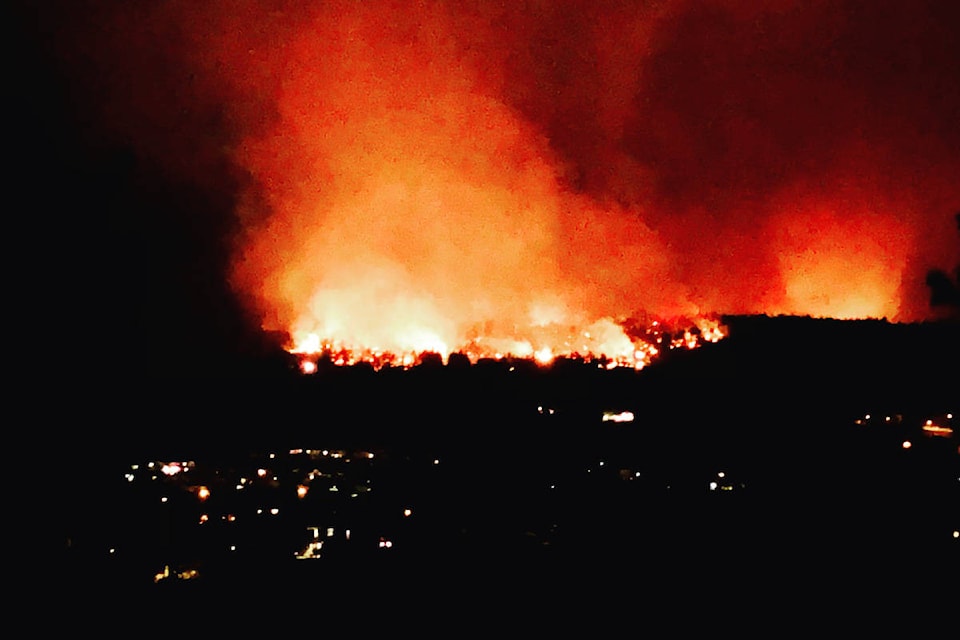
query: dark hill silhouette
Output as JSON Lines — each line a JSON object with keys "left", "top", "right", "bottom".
{"left": 642, "top": 314, "right": 958, "bottom": 417}
{"left": 65, "top": 313, "right": 958, "bottom": 466}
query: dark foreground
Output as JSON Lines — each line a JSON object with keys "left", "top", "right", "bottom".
{"left": 49, "top": 316, "right": 958, "bottom": 630}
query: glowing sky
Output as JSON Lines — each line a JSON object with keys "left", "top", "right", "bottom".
{"left": 21, "top": 0, "right": 960, "bottom": 362}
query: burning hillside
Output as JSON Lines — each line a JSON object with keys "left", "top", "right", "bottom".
{"left": 291, "top": 315, "right": 726, "bottom": 372}
{"left": 28, "top": 1, "right": 960, "bottom": 371}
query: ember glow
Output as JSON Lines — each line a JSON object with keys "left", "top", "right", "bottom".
{"left": 40, "top": 0, "right": 960, "bottom": 362}
{"left": 224, "top": 1, "right": 732, "bottom": 368}
{"left": 294, "top": 315, "right": 724, "bottom": 370}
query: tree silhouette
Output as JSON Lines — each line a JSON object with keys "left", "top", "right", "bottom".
{"left": 925, "top": 212, "right": 960, "bottom": 316}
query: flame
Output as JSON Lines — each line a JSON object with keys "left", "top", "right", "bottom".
{"left": 48, "top": 1, "right": 960, "bottom": 358}
{"left": 224, "top": 4, "right": 732, "bottom": 371}
{"left": 292, "top": 314, "right": 725, "bottom": 371}
{"left": 533, "top": 347, "right": 554, "bottom": 366}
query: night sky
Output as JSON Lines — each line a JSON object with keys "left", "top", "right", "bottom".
{"left": 13, "top": 0, "right": 960, "bottom": 381}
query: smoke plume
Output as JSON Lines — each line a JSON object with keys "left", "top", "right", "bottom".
{"left": 32, "top": 0, "right": 960, "bottom": 357}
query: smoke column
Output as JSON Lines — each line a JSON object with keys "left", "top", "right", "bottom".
{"left": 34, "top": 0, "right": 960, "bottom": 356}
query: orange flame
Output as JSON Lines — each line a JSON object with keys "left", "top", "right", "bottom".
{"left": 293, "top": 315, "right": 724, "bottom": 371}
{"left": 40, "top": 1, "right": 960, "bottom": 359}
{"left": 179, "top": 2, "right": 956, "bottom": 353}
{"left": 227, "top": 3, "right": 716, "bottom": 368}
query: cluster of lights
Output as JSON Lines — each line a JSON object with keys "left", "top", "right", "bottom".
{"left": 709, "top": 471, "right": 740, "bottom": 491}
{"left": 154, "top": 565, "right": 200, "bottom": 583}
{"left": 117, "top": 414, "right": 953, "bottom": 586}
{"left": 602, "top": 410, "right": 635, "bottom": 423}
{"left": 854, "top": 411, "right": 955, "bottom": 451}
{"left": 119, "top": 444, "right": 422, "bottom": 575}
{"left": 922, "top": 417, "right": 954, "bottom": 437}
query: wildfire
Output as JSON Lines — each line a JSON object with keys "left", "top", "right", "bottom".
{"left": 190, "top": 0, "right": 959, "bottom": 361}
{"left": 292, "top": 315, "right": 726, "bottom": 371}
{"left": 41, "top": 0, "right": 960, "bottom": 362}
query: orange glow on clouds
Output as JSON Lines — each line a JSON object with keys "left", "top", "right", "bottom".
{"left": 229, "top": 3, "right": 708, "bottom": 364}
{"left": 50, "top": 1, "right": 959, "bottom": 359}
{"left": 771, "top": 203, "right": 913, "bottom": 320}
{"left": 219, "top": 2, "right": 952, "bottom": 361}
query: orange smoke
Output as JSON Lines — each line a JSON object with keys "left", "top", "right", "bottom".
{"left": 764, "top": 179, "right": 917, "bottom": 320}
{"left": 35, "top": 0, "right": 960, "bottom": 366}
{"left": 773, "top": 213, "right": 908, "bottom": 320}
{"left": 228, "top": 2, "right": 697, "bottom": 362}
{"left": 219, "top": 0, "right": 957, "bottom": 359}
